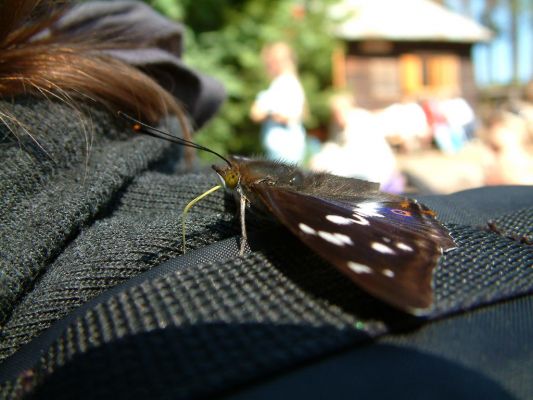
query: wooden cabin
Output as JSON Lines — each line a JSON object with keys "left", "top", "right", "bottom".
{"left": 332, "top": 0, "right": 492, "bottom": 109}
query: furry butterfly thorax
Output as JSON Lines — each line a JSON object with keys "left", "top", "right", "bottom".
{"left": 121, "top": 113, "right": 456, "bottom": 316}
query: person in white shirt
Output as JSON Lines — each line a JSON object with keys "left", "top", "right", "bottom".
{"left": 311, "top": 94, "right": 404, "bottom": 193}
{"left": 250, "top": 42, "right": 306, "bottom": 163}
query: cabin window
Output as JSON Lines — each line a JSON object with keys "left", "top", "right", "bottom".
{"left": 400, "top": 53, "right": 460, "bottom": 95}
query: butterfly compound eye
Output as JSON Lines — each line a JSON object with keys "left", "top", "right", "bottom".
{"left": 212, "top": 165, "right": 240, "bottom": 189}
{"left": 225, "top": 171, "right": 239, "bottom": 189}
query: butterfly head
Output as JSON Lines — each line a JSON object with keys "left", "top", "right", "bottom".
{"left": 212, "top": 164, "right": 240, "bottom": 190}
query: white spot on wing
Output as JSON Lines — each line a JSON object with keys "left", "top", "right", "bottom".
{"left": 326, "top": 215, "right": 354, "bottom": 225}
{"left": 396, "top": 242, "right": 413, "bottom": 252}
{"left": 382, "top": 269, "right": 395, "bottom": 278}
{"left": 356, "top": 201, "right": 378, "bottom": 210}
{"left": 383, "top": 237, "right": 392, "bottom": 243}
{"left": 318, "top": 231, "right": 353, "bottom": 246}
{"left": 299, "top": 223, "right": 316, "bottom": 235}
{"left": 371, "top": 242, "right": 395, "bottom": 254}
{"left": 351, "top": 214, "right": 369, "bottom": 225}
{"left": 335, "top": 233, "right": 353, "bottom": 245}
{"left": 348, "top": 261, "right": 372, "bottom": 274}
{"left": 353, "top": 202, "right": 383, "bottom": 218}
{"left": 318, "top": 231, "right": 339, "bottom": 245}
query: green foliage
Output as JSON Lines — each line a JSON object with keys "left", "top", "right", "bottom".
{"left": 145, "top": 0, "right": 339, "bottom": 160}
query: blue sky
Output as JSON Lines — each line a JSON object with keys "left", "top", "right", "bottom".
{"left": 447, "top": 0, "right": 532, "bottom": 85}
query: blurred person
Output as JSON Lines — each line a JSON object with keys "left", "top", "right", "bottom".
{"left": 376, "top": 101, "right": 432, "bottom": 152}
{"left": 484, "top": 111, "right": 533, "bottom": 185}
{"left": 439, "top": 97, "right": 476, "bottom": 141}
{"left": 250, "top": 42, "right": 306, "bottom": 163}
{"left": 514, "top": 80, "right": 533, "bottom": 142}
{"left": 310, "top": 94, "right": 404, "bottom": 193}
{"left": 421, "top": 98, "right": 473, "bottom": 154}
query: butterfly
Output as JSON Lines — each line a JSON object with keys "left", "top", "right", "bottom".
{"left": 119, "top": 113, "right": 456, "bottom": 316}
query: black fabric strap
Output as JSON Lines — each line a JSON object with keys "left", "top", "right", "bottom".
{"left": 227, "top": 295, "right": 533, "bottom": 400}
{"left": 0, "top": 236, "right": 245, "bottom": 382}
{"left": 0, "top": 187, "right": 531, "bottom": 398}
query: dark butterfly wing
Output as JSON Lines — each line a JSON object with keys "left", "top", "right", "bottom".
{"left": 325, "top": 196, "right": 456, "bottom": 251}
{"left": 252, "top": 184, "right": 456, "bottom": 315}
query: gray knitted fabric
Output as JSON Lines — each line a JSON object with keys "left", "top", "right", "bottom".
{"left": 0, "top": 100, "right": 163, "bottom": 322}
{"left": 0, "top": 98, "right": 228, "bottom": 351}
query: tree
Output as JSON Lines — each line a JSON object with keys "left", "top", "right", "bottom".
{"left": 146, "top": 0, "right": 339, "bottom": 160}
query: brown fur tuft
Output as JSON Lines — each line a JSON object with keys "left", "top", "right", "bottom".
{"left": 0, "top": 0, "right": 190, "bottom": 140}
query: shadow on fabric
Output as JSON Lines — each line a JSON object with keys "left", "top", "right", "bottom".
{"left": 28, "top": 323, "right": 512, "bottom": 400}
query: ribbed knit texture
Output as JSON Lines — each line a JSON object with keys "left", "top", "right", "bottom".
{"left": 0, "top": 99, "right": 531, "bottom": 399}
{"left": 0, "top": 99, "right": 168, "bottom": 324}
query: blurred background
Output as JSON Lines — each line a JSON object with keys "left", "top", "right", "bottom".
{"left": 144, "top": 0, "right": 533, "bottom": 194}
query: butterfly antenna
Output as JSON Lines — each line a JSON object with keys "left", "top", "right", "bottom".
{"left": 118, "top": 112, "right": 232, "bottom": 166}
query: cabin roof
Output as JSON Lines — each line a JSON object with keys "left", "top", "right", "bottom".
{"left": 333, "top": 0, "right": 492, "bottom": 43}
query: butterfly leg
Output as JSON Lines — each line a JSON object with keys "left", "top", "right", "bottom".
{"left": 237, "top": 187, "right": 249, "bottom": 256}
{"left": 486, "top": 220, "right": 532, "bottom": 245}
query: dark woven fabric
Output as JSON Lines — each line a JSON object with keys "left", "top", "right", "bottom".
{"left": 0, "top": 96, "right": 531, "bottom": 399}
{"left": 380, "top": 295, "right": 533, "bottom": 400}
{"left": 5, "top": 216, "right": 530, "bottom": 399}
{"left": 226, "top": 295, "right": 532, "bottom": 400}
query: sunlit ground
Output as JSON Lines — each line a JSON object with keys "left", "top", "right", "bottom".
{"left": 396, "top": 103, "right": 533, "bottom": 194}
{"left": 305, "top": 91, "right": 533, "bottom": 195}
